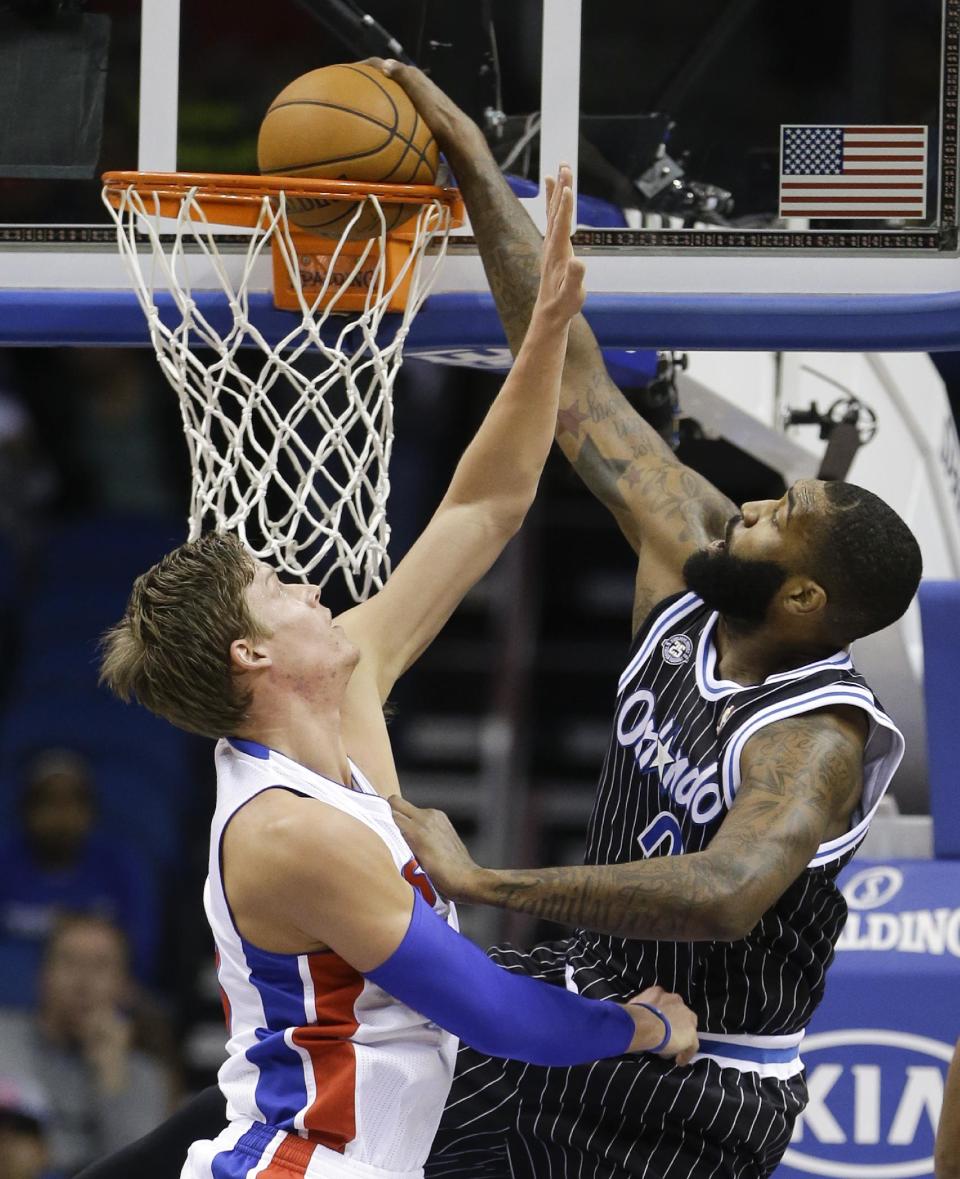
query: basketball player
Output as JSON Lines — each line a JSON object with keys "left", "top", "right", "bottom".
{"left": 365, "top": 61, "right": 924, "bottom": 1179}
{"left": 89, "top": 168, "right": 698, "bottom": 1179}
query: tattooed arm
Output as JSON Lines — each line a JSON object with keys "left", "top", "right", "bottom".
{"left": 378, "top": 61, "right": 736, "bottom": 632}
{"left": 390, "top": 708, "right": 866, "bottom": 941}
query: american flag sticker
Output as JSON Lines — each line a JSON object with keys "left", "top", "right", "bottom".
{"left": 779, "top": 125, "right": 928, "bottom": 219}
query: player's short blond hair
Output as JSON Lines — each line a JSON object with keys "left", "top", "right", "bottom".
{"left": 99, "top": 532, "right": 267, "bottom": 739}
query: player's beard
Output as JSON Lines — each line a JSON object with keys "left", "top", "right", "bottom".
{"left": 682, "top": 545, "right": 788, "bottom": 627}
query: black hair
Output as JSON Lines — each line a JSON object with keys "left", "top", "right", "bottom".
{"left": 811, "top": 482, "right": 922, "bottom": 642}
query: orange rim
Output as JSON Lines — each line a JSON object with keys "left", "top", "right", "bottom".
{"left": 102, "top": 170, "right": 462, "bottom": 230}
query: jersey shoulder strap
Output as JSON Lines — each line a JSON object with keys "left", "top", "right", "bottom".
{"left": 718, "top": 665, "right": 905, "bottom": 866}
{"left": 619, "top": 591, "right": 707, "bottom": 694}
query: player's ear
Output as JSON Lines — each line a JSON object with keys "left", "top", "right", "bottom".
{"left": 783, "top": 576, "right": 827, "bottom": 617}
{"left": 230, "top": 636, "right": 272, "bottom": 672}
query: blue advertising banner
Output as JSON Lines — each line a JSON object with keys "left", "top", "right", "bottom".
{"left": 775, "top": 860, "right": 960, "bottom": 1179}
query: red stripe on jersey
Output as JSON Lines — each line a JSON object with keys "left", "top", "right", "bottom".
{"left": 290, "top": 950, "right": 364, "bottom": 1153}
{"left": 402, "top": 856, "right": 439, "bottom": 907}
{"left": 257, "top": 1132, "right": 317, "bottom": 1176}
{"left": 213, "top": 948, "right": 232, "bottom": 1035}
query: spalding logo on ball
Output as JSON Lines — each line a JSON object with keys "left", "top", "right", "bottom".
{"left": 257, "top": 62, "right": 439, "bottom": 240}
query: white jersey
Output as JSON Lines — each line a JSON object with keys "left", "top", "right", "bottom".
{"left": 182, "top": 737, "right": 458, "bottom": 1179}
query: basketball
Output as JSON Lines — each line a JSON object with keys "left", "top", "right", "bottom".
{"left": 257, "top": 62, "right": 439, "bottom": 239}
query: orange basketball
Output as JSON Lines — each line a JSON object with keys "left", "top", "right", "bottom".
{"left": 257, "top": 62, "right": 439, "bottom": 239}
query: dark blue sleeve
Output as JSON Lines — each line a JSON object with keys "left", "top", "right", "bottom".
{"left": 365, "top": 894, "right": 635, "bottom": 1067}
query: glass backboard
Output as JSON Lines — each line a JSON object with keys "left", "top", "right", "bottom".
{"left": 0, "top": 0, "right": 958, "bottom": 351}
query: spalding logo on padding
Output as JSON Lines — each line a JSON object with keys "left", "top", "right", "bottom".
{"left": 781, "top": 1029, "right": 953, "bottom": 1178}
{"left": 842, "top": 866, "right": 904, "bottom": 912}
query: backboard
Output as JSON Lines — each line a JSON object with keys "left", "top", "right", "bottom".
{"left": 0, "top": 0, "right": 958, "bottom": 351}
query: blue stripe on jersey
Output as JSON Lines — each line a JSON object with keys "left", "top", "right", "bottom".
{"left": 227, "top": 736, "right": 271, "bottom": 759}
{"left": 697, "top": 1036, "right": 800, "bottom": 1064}
{"left": 240, "top": 937, "right": 309, "bottom": 1129}
{"left": 247, "top": 1029, "right": 310, "bottom": 1129}
{"left": 212, "top": 1126, "right": 269, "bottom": 1178}
{"left": 241, "top": 936, "right": 310, "bottom": 1029}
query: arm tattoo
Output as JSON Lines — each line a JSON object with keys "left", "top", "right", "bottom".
{"left": 452, "top": 142, "right": 734, "bottom": 613}
{"left": 451, "top": 161, "right": 543, "bottom": 354}
{"left": 477, "top": 853, "right": 732, "bottom": 942}
{"left": 470, "top": 710, "right": 865, "bottom": 941}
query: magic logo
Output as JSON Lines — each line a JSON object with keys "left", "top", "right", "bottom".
{"left": 615, "top": 689, "right": 724, "bottom": 825}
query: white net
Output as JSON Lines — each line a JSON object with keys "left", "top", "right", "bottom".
{"left": 102, "top": 180, "right": 455, "bottom": 600}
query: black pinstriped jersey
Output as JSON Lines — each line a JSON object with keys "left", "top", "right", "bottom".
{"left": 564, "top": 591, "right": 904, "bottom": 1035}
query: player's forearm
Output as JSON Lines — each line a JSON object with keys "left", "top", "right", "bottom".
{"left": 441, "top": 127, "right": 545, "bottom": 356}
{"left": 442, "top": 309, "right": 570, "bottom": 521}
{"left": 365, "top": 893, "right": 662, "bottom": 1065}
{"left": 463, "top": 855, "right": 750, "bottom": 942}
{"left": 442, "top": 124, "right": 731, "bottom": 543}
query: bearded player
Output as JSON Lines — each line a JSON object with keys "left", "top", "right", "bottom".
{"left": 375, "top": 63, "right": 923, "bottom": 1179}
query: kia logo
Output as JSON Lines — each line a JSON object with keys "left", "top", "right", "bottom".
{"left": 843, "top": 866, "right": 904, "bottom": 912}
{"left": 781, "top": 1029, "right": 953, "bottom": 1178}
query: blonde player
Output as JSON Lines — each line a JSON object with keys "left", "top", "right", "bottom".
{"left": 95, "top": 168, "right": 698, "bottom": 1179}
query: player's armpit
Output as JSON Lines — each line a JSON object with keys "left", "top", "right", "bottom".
{"left": 222, "top": 790, "right": 414, "bottom": 972}
{"left": 704, "top": 706, "right": 867, "bottom": 937}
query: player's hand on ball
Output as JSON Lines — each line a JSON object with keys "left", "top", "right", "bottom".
{"left": 536, "top": 165, "right": 586, "bottom": 326}
{"left": 623, "top": 985, "right": 699, "bottom": 1066}
{"left": 368, "top": 58, "right": 477, "bottom": 155}
{"left": 388, "top": 796, "right": 483, "bottom": 903}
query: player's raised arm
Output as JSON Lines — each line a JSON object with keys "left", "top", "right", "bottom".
{"left": 378, "top": 60, "right": 736, "bottom": 631}
{"left": 225, "top": 792, "right": 698, "bottom": 1066}
{"left": 342, "top": 164, "right": 585, "bottom": 698}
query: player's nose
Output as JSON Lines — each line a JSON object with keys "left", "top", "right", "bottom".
{"left": 740, "top": 501, "right": 761, "bottom": 526}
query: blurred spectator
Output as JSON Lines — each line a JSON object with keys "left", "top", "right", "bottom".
{"left": 70, "top": 350, "right": 185, "bottom": 517}
{"left": 0, "top": 750, "right": 159, "bottom": 1007}
{"left": 0, "top": 1073, "right": 57, "bottom": 1179}
{"left": 0, "top": 913, "right": 173, "bottom": 1176}
{"left": 0, "top": 372, "right": 56, "bottom": 556}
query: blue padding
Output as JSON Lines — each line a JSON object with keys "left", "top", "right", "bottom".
{"left": 506, "top": 174, "right": 628, "bottom": 228}
{"left": 366, "top": 892, "right": 635, "bottom": 1066}
{"left": 407, "top": 290, "right": 960, "bottom": 353}
{"left": 602, "top": 349, "right": 660, "bottom": 387}
{"left": 5, "top": 288, "right": 960, "bottom": 351}
{"left": 918, "top": 581, "right": 960, "bottom": 858}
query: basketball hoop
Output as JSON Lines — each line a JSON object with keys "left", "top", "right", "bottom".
{"left": 102, "top": 170, "right": 463, "bottom": 600}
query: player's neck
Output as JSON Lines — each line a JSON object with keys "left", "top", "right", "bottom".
{"left": 241, "top": 697, "right": 353, "bottom": 788}
{"left": 715, "top": 615, "right": 841, "bottom": 684}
